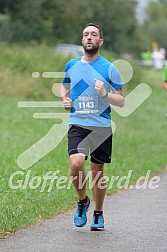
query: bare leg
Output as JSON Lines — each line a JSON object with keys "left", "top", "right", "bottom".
{"left": 70, "top": 153, "right": 86, "bottom": 200}
{"left": 90, "top": 162, "right": 106, "bottom": 211}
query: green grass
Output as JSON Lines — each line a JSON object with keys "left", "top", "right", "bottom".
{"left": 0, "top": 45, "right": 166, "bottom": 238}
{"left": 0, "top": 43, "right": 71, "bottom": 98}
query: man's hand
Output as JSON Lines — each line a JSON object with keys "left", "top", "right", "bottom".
{"left": 95, "top": 79, "right": 125, "bottom": 107}
{"left": 62, "top": 97, "right": 72, "bottom": 110}
{"left": 94, "top": 79, "right": 107, "bottom": 97}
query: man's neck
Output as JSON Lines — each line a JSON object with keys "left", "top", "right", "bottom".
{"left": 81, "top": 52, "right": 99, "bottom": 63}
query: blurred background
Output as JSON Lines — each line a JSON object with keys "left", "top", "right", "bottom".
{"left": 0, "top": 0, "right": 166, "bottom": 58}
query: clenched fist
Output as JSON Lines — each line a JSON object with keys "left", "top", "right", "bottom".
{"left": 94, "top": 79, "right": 108, "bottom": 98}
{"left": 62, "top": 97, "right": 72, "bottom": 110}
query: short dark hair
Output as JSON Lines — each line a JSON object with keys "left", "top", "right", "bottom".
{"left": 84, "top": 23, "right": 103, "bottom": 39}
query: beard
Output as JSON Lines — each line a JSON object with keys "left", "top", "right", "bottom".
{"left": 82, "top": 42, "right": 100, "bottom": 55}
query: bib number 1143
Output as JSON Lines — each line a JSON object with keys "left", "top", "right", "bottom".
{"left": 75, "top": 96, "right": 98, "bottom": 114}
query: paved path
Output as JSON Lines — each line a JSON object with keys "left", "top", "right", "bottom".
{"left": 0, "top": 172, "right": 167, "bottom": 252}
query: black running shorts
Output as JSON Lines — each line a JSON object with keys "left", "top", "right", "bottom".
{"left": 68, "top": 124, "right": 112, "bottom": 164}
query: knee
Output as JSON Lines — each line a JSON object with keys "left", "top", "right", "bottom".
{"left": 70, "top": 159, "right": 81, "bottom": 171}
{"left": 70, "top": 155, "right": 84, "bottom": 174}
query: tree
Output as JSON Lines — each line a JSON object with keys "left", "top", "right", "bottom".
{"left": 52, "top": 0, "right": 138, "bottom": 54}
{"left": 0, "top": 0, "right": 140, "bottom": 55}
{"left": 142, "top": 0, "right": 167, "bottom": 50}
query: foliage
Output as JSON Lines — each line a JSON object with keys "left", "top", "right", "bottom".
{"left": 1, "top": 0, "right": 167, "bottom": 55}
{"left": 140, "top": 0, "right": 167, "bottom": 50}
{"left": 0, "top": 43, "right": 72, "bottom": 98}
{"left": 0, "top": 0, "right": 139, "bottom": 54}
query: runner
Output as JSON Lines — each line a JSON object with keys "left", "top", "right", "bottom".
{"left": 163, "top": 62, "right": 167, "bottom": 91}
{"left": 60, "top": 23, "right": 125, "bottom": 230}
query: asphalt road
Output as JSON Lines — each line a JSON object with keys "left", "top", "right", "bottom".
{"left": 0, "top": 171, "right": 167, "bottom": 252}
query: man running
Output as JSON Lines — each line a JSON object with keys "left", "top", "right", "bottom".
{"left": 60, "top": 23, "right": 125, "bottom": 230}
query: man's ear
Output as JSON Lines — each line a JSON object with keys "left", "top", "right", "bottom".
{"left": 99, "top": 39, "right": 104, "bottom": 46}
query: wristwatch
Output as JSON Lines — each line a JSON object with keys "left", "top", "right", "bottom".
{"left": 102, "top": 91, "right": 108, "bottom": 98}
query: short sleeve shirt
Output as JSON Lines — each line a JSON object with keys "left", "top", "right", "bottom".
{"left": 63, "top": 56, "right": 123, "bottom": 127}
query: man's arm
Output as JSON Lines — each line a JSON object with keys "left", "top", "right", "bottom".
{"left": 94, "top": 79, "right": 125, "bottom": 108}
{"left": 60, "top": 85, "right": 72, "bottom": 110}
{"left": 163, "top": 81, "right": 167, "bottom": 91}
{"left": 106, "top": 88, "right": 125, "bottom": 107}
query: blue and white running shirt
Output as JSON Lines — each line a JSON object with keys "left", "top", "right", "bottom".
{"left": 63, "top": 56, "right": 123, "bottom": 127}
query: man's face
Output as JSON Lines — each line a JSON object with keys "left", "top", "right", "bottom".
{"left": 82, "top": 26, "right": 103, "bottom": 53}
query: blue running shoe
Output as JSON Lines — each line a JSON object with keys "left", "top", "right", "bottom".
{"left": 90, "top": 212, "right": 104, "bottom": 231}
{"left": 74, "top": 196, "right": 90, "bottom": 227}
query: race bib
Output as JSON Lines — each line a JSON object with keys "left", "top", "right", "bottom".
{"left": 75, "top": 96, "right": 98, "bottom": 114}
